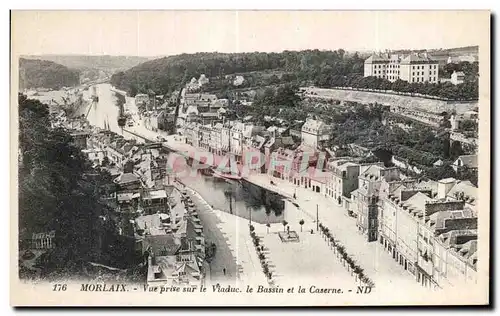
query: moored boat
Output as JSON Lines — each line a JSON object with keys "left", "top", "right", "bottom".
{"left": 213, "top": 169, "right": 242, "bottom": 181}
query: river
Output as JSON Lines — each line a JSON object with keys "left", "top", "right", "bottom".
{"left": 180, "top": 172, "right": 285, "bottom": 224}
{"left": 85, "top": 83, "right": 286, "bottom": 224}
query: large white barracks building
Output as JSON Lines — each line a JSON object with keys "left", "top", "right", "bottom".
{"left": 364, "top": 53, "right": 439, "bottom": 84}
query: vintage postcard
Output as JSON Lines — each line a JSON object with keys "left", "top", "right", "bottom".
{"left": 10, "top": 10, "right": 490, "bottom": 306}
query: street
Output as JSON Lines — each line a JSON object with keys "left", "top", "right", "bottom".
{"left": 188, "top": 189, "right": 239, "bottom": 283}
{"left": 245, "top": 173, "right": 428, "bottom": 294}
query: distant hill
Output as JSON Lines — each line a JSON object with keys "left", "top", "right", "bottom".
{"left": 23, "top": 55, "right": 150, "bottom": 72}
{"left": 110, "top": 50, "right": 365, "bottom": 96}
{"left": 433, "top": 45, "right": 479, "bottom": 56}
{"left": 19, "top": 58, "right": 80, "bottom": 90}
{"left": 388, "top": 45, "right": 479, "bottom": 58}
{"left": 22, "top": 55, "right": 151, "bottom": 82}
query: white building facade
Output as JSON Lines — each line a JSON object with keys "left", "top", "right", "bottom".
{"left": 364, "top": 53, "right": 439, "bottom": 84}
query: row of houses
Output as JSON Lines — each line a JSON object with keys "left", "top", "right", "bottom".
{"left": 176, "top": 91, "right": 229, "bottom": 128}
{"left": 136, "top": 193, "right": 206, "bottom": 287}
{"left": 317, "top": 158, "right": 479, "bottom": 289}
{"left": 266, "top": 149, "right": 479, "bottom": 289}
{"left": 69, "top": 121, "right": 207, "bottom": 287}
{"left": 182, "top": 117, "right": 332, "bottom": 163}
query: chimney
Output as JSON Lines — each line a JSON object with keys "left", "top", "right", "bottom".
{"left": 437, "top": 178, "right": 457, "bottom": 199}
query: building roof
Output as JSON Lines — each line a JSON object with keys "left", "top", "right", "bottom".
{"left": 413, "top": 179, "right": 439, "bottom": 195}
{"left": 135, "top": 214, "right": 165, "bottom": 232}
{"left": 143, "top": 189, "right": 167, "bottom": 200}
{"left": 440, "top": 177, "right": 457, "bottom": 184}
{"left": 143, "top": 234, "right": 180, "bottom": 255}
{"left": 447, "top": 180, "right": 477, "bottom": 205}
{"left": 400, "top": 53, "right": 437, "bottom": 65}
{"left": 458, "top": 239, "right": 478, "bottom": 261}
{"left": 438, "top": 229, "right": 477, "bottom": 250}
{"left": 360, "top": 165, "right": 382, "bottom": 181}
{"left": 404, "top": 192, "right": 433, "bottom": 215}
{"left": 430, "top": 209, "right": 475, "bottom": 231}
{"left": 364, "top": 54, "right": 389, "bottom": 64}
{"left": 301, "top": 118, "right": 330, "bottom": 135}
{"left": 117, "top": 192, "right": 137, "bottom": 202}
{"left": 114, "top": 172, "right": 140, "bottom": 185}
{"left": 455, "top": 155, "right": 478, "bottom": 169}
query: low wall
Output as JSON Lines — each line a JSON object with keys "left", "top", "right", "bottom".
{"left": 303, "top": 87, "right": 478, "bottom": 114}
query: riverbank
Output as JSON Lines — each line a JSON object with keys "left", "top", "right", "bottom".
{"left": 177, "top": 181, "right": 269, "bottom": 287}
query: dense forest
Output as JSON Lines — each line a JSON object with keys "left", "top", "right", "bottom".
{"left": 110, "top": 50, "right": 478, "bottom": 101}
{"left": 110, "top": 50, "right": 363, "bottom": 96}
{"left": 19, "top": 58, "right": 80, "bottom": 90}
{"left": 18, "top": 95, "right": 122, "bottom": 278}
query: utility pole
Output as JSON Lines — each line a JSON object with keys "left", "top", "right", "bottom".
{"left": 316, "top": 204, "right": 319, "bottom": 231}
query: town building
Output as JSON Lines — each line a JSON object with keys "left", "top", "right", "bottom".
{"left": 31, "top": 231, "right": 56, "bottom": 250}
{"left": 135, "top": 94, "right": 150, "bottom": 108}
{"left": 326, "top": 158, "right": 361, "bottom": 205}
{"left": 350, "top": 164, "right": 400, "bottom": 242}
{"left": 135, "top": 194, "right": 205, "bottom": 287}
{"left": 452, "top": 155, "right": 478, "bottom": 173}
{"left": 70, "top": 131, "right": 90, "bottom": 149}
{"left": 438, "top": 178, "right": 478, "bottom": 216}
{"left": 300, "top": 118, "right": 331, "bottom": 149}
{"left": 378, "top": 176, "right": 478, "bottom": 289}
{"left": 450, "top": 111, "right": 478, "bottom": 131}
{"left": 451, "top": 71, "right": 466, "bottom": 85}
{"left": 364, "top": 53, "right": 439, "bottom": 83}
{"left": 140, "top": 188, "right": 171, "bottom": 215}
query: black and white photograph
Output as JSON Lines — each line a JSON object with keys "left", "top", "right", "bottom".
{"left": 10, "top": 10, "right": 490, "bottom": 306}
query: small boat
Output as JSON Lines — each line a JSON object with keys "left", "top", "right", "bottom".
{"left": 213, "top": 169, "right": 242, "bottom": 181}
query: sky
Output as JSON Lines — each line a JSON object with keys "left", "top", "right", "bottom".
{"left": 11, "top": 11, "right": 489, "bottom": 57}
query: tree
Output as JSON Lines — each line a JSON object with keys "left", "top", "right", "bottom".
{"left": 254, "top": 238, "right": 260, "bottom": 247}
{"left": 19, "top": 94, "right": 118, "bottom": 277}
{"left": 299, "top": 219, "right": 305, "bottom": 232}
{"left": 450, "top": 141, "right": 464, "bottom": 159}
{"left": 20, "top": 58, "right": 80, "bottom": 90}
{"left": 282, "top": 220, "right": 288, "bottom": 232}
{"left": 101, "top": 156, "right": 110, "bottom": 166}
{"left": 329, "top": 236, "right": 336, "bottom": 250}
{"left": 459, "top": 119, "right": 478, "bottom": 132}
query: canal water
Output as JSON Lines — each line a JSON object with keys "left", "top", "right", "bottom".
{"left": 179, "top": 168, "right": 286, "bottom": 224}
